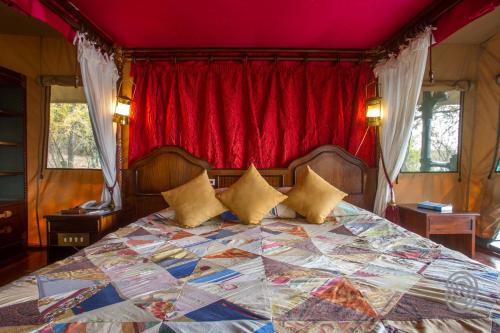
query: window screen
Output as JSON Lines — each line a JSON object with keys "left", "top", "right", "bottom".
{"left": 402, "top": 90, "right": 463, "bottom": 173}
{"left": 47, "top": 85, "right": 100, "bottom": 169}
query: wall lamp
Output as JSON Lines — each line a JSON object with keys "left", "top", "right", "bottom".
{"left": 113, "top": 96, "right": 131, "bottom": 125}
{"left": 366, "top": 80, "right": 382, "bottom": 127}
{"left": 113, "top": 77, "right": 135, "bottom": 125}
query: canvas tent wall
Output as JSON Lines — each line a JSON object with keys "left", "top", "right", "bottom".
{"left": 0, "top": 33, "right": 103, "bottom": 246}
{"left": 395, "top": 30, "right": 500, "bottom": 239}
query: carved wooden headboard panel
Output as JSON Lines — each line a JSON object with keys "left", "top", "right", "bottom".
{"left": 288, "top": 145, "right": 377, "bottom": 210}
{"left": 208, "top": 169, "right": 288, "bottom": 189}
{"left": 124, "top": 145, "right": 377, "bottom": 219}
{"left": 124, "top": 146, "right": 210, "bottom": 218}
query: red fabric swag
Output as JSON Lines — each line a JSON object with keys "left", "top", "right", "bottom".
{"left": 129, "top": 61, "right": 375, "bottom": 168}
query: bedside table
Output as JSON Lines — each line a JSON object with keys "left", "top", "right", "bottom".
{"left": 45, "top": 208, "right": 122, "bottom": 263}
{"left": 398, "top": 204, "right": 479, "bottom": 258}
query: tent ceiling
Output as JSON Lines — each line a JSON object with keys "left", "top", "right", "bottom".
{"left": 442, "top": 6, "right": 500, "bottom": 44}
{"left": 69, "top": 0, "right": 436, "bottom": 49}
{"left": 0, "top": 2, "right": 60, "bottom": 37}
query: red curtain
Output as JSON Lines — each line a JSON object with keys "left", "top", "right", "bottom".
{"left": 129, "top": 61, "right": 376, "bottom": 168}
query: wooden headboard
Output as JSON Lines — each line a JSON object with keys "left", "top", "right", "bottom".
{"left": 287, "top": 146, "right": 377, "bottom": 210}
{"left": 123, "top": 145, "right": 377, "bottom": 219}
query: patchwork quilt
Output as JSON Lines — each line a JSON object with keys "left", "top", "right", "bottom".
{"left": 0, "top": 209, "right": 499, "bottom": 332}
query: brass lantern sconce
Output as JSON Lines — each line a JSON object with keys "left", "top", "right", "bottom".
{"left": 113, "top": 77, "right": 135, "bottom": 191}
{"left": 366, "top": 80, "right": 382, "bottom": 127}
{"left": 113, "top": 96, "right": 131, "bottom": 125}
{"left": 113, "top": 76, "right": 135, "bottom": 126}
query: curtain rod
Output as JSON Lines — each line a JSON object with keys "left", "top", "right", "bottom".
{"left": 127, "top": 56, "right": 375, "bottom": 63}
{"left": 124, "top": 48, "right": 380, "bottom": 54}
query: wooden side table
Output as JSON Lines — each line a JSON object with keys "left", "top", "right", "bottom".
{"left": 398, "top": 204, "right": 479, "bottom": 258}
{"left": 45, "top": 208, "right": 122, "bottom": 263}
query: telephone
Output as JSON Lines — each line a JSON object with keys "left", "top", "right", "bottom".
{"left": 79, "top": 200, "right": 109, "bottom": 210}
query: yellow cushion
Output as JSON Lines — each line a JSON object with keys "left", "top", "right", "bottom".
{"left": 284, "top": 166, "right": 347, "bottom": 224}
{"left": 161, "top": 170, "right": 227, "bottom": 228}
{"left": 217, "top": 165, "right": 288, "bottom": 224}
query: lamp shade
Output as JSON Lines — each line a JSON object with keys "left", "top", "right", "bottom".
{"left": 115, "top": 96, "right": 131, "bottom": 117}
{"left": 366, "top": 96, "right": 382, "bottom": 126}
{"left": 114, "top": 96, "right": 131, "bottom": 125}
{"left": 366, "top": 103, "right": 382, "bottom": 118}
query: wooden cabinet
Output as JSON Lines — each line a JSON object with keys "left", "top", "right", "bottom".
{"left": 0, "top": 66, "right": 27, "bottom": 260}
{"left": 45, "top": 209, "right": 122, "bottom": 263}
{"left": 398, "top": 204, "right": 478, "bottom": 258}
{"left": 0, "top": 202, "right": 26, "bottom": 253}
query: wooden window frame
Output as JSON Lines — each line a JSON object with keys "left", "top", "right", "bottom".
{"left": 41, "top": 75, "right": 102, "bottom": 171}
{"left": 400, "top": 89, "right": 464, "bottom": 175}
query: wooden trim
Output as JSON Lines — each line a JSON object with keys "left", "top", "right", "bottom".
{"left": 398, "top": 90, "right": 464, "bottom": 176}
{"left": 127, "top": 56, "right": 376, "bottom": 63}
{"left": 123, "top": 48, "right": 382, "bottom": 63}
{"left": 288, "top": 145, "right": 368, "bottom": 188}
{"left": 38, "top": 75, "right": 82, "bottom": 87}
{"left": 41, "top": 86, "right": 50, "bottom": 173}
{"left": 209, "top": 168, "right": 288, "bottom": 189}
{"left": 131, "top": 146, "right": 210, "bottom": 196}
{"left": 457, "top": 90, "right": 465, "bottom": 181}
{"left": 288, "top": 145, "right": 376, "bottom": 210}
{"left": 125, "top": 48, "right": 378, "bottom": 54}
{"left": 130, "top": 146, "right": 210, "bottom": 174}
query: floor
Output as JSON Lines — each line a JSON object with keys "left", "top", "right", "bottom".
{"left": 0, "top": 246, "right": 500, "bottom": 288}
{"left": 474, "top": 247, "right": 500, "bottom": 270}
{"left": 0, "top": 248, "right": 47, "bottom": 287}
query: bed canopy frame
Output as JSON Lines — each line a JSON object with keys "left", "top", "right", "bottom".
{"left": 34, "top": 0, "right": 463, "bottom": 61}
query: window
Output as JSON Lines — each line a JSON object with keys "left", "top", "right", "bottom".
{"left": 47, "top": 85, "right": 100, "bottom": 169}
{"left": 402, "top": 89, "right": 463, "bottom": 173}
{"left": 496, "top": 159, "right": 500, "bottom": 173}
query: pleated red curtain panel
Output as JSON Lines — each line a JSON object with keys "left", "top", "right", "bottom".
{"left": 129, "top": 61, "right": 376, "bottom": 168}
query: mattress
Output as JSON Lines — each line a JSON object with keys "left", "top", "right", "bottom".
{"left": 0, "top": 208, "right": 499, "bottom": 332}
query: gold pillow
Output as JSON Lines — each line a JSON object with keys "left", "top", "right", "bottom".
{"left": 284, "top": 166, "right": 347, "bottom": 224}
{"left": 217, "top": 164, "right": 287, "bottom": 224}
{"left": 161, "top": 170, "right": 227, "bottom": 228}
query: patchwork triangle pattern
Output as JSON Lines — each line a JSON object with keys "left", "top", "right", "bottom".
{"left": 0, "top": 212, "right": 498, "bottom": 332}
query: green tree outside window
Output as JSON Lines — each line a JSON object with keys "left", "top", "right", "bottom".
{"left": 47, "top": 102, "right": 100, "bottom": 169}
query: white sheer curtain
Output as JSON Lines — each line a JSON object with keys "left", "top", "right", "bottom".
{"left": 75, "top": 33, "right": 121, "bottom": 207}
{"left": 373, "top": 28, "right": 431, "bottom": 215}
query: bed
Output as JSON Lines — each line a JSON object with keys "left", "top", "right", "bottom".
{"left": 0, "top": 145, "right": 498, "bottom": 332}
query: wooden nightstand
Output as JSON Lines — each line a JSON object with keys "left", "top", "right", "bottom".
{"left": 45, "top": 208, "right": 122, "bottom": 263}
{"left": 398, "top": 204, "right": 479, "bottom": 258}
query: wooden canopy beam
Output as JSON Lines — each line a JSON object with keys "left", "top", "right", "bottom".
{"left": 39, "top": 0, "right": 114, "bottom": 53}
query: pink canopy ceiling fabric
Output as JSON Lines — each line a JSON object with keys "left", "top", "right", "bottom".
{"left": 6, "top": 0, "right": 500, "bottom": 49}
{"left": 67, "top": 0, "right": 435, "bottom": 49}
